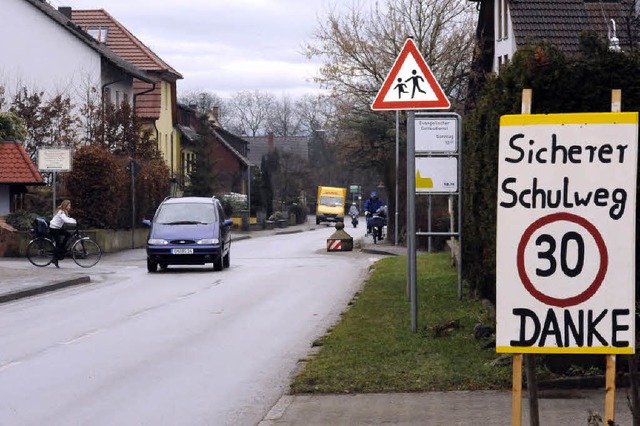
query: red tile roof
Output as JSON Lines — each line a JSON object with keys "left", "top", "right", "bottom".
{"left": 0, "top": 141, "right": 44, "bottom": 184}
{"left": 71, "top": 9, "right": 182, "bottom": 78}
{"left": 71, "top": 9, "right": 182, "bottom": 118}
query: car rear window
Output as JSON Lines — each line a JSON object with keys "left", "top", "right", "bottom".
{"left": 155, "top": 203, "right": 218, "bottom": 224}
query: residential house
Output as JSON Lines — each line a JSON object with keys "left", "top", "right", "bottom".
{"left": 176, "top": 104, "right": 251, "bottom": 195}
{"left": 244, "top": 132, "right": 309, "bottom": 167}
{"left": 244, "top": 133, "right": 310, "bottom": 211}
{"left": 1, "top": 0, "right": 152, "bottom": 131}
{"left": 70, "top": 8, "right": 184, "bottom": 185}
{"left": 470, "top": 0, "right": 636, "bottom": 75}
{"left": 0, "top": 141, "right": 44, "bottom": 216}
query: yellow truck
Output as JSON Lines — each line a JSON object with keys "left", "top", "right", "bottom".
{"left": 316, "top": 186, "right": 347, "bottom": 225}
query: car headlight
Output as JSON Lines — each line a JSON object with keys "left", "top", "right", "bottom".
{"left": 148, "top": 238, "right": 168, "bottom": 245}
{"left": 197, "top": 238, "right": 219, "bottom": 245}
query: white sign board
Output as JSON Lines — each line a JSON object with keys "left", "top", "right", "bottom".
{"left": 415, "top": 157, "right": 457, "bottom": 192}
{"left": 415, "top": 118, "right": 457, "bottom": 152}
{"left": 38, "top": 148, "right": 72, "bottom": 172}
{"left": 496, "top": 112, "right": 637, "bottom": 355}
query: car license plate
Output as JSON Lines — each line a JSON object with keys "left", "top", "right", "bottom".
{"left": 171, "top": 248, "right": 193, "bottom": 254}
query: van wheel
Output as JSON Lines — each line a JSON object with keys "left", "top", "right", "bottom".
{"left": 316, "top": 217, "right": 320, "bottom": 225}
{"left": 147, "top": 258, "right": 158, "bottom": 272}
{"left": 213, "top": 254, "right": 223, "bottom": 271}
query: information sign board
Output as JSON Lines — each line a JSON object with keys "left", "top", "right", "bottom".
{"left": 37, "top": 148, "right": 72, "bottom": 172}
{"left": 415, "top": 118, "right": 457, "bottom": 152}
{"left": 415, "top": 157, "right": 457, "bottom": 192}
{"left": 496, "top": 112, "right": 638, "bottom": 354}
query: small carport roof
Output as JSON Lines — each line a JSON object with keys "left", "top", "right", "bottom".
{"left": 0, "top": 141, "right": 44, "bottom": 185}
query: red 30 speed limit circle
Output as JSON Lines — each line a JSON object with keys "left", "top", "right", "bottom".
{"left": 516, "top": 212, "right": 608, "bottom": 308}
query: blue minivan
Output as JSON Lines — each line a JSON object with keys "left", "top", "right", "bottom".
{"left": 143, "top": 196, "right": 233, "bottom": 272}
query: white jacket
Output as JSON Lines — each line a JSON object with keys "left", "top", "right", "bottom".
{"left": 50, "top": 210, "right": 77, "bottom": 229}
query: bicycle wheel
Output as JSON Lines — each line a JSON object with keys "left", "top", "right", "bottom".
{"left": 71, "top": 238, "right": 102, "bottom": 268}
{"left": 27, "top": 237, "right": 56, "bottom": 267}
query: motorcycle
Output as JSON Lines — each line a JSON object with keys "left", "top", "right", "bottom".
{"left": 365, "top": 206, "right": 387, "bottom": 244}
{"left": 350, "top": 212, "right": 359, "bottom": 228}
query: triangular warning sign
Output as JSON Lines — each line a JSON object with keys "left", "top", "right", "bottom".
{"left": 371, "top": 38, "right": 450, "bottom": 111}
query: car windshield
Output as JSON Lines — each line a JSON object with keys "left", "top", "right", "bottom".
{"left": 320, "top": 196, "right": 343, "bottom": 207}
{"left": 155, "top": 203, "right": 218, "bottom": 225}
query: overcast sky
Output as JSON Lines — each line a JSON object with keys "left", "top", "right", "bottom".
{"left": 48, "top": 0, "right": 345, "bottom": 99}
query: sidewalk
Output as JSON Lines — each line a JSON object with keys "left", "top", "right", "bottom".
{"left": 0, "top": 221, "right": 632, "bottom": 425}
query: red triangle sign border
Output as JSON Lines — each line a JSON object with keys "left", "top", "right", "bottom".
{"left": 371, "top": 38, "right": 451, "bottom": 111}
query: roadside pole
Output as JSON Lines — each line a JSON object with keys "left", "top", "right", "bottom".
{"left": 395, "top": 110, "right": 399, "bottom": 246}
{"left": 407, "top": 111, "right": 417, "bottom": 332}
{"left": 52, "top": 171, "right": 57, "bottom": 213}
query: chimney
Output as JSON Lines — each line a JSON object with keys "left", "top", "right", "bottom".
{"left": 211, "top": 106, "right": 220, "bottom": 121}
{"left": 268, "top": 132, "right": 274, "bottom": 153}
{"left": 58, "top": 6, "right": 72, "bottom": 19}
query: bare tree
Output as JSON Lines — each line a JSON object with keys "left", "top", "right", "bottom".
{"left": 305, "top": 0, "right": 476, "bottom": 110}
{"left": 302, "top": 0, "right": 476, "bottom": 239}
{"left": 267, "top": 94, "right": 302, "bottom": 137}
{"left": 0, "top": 86, "right": 6, "bottom": 110}
{"left": 227, "top": 90, "right": 275, "bottom": 136}
{"left": 295, "top": 93, "right": 336, "bottom": 135}
{"left": 179, "top": 90, "right": 231, "bottom": 128}
{"left": 10, "top": 88, "right": 80, "bottom": 160}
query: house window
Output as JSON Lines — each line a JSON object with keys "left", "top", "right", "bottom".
{"left": 103, "top": 87, "right": 112, "bottom": 104}
{"left": 497, "top": 0, "right": 509, "bottom": 40}
{"left": 87, "top": 26, "right": 109, "bottom": 43}
{"left": 502, "top": 0, "right": 508, "bottom": 39}
{"left": 165, "top": 83, "right": 169, "bottom": 111}
{"left": 497, "top": 0, "right": 503, "bottom": 40}
{"left": 115, "top": 90, "right": 121, "bottom": 107}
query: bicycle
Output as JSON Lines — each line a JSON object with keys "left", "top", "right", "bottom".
{"left": 26, "top": 219, "right": 102, "bottom": 268}
{"left": 365, "top": 209, "right": 387, "bottom": 244}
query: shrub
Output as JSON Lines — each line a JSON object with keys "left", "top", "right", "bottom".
{"left": 66, "top": 145, "right": 128, "bottom": 229}
{"left": 219, "top": 192, "right": 247, "bottom": 216}
{"left": 5, "top": 210, "right": 42, "bottom": 231}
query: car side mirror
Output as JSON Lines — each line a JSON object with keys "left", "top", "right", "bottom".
{"left": 223, "top": 219, "right": 233, "bottom": 227}
{"left": 142, "top": 219, "right": 152, "bottom": 227}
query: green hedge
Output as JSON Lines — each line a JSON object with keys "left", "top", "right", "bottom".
{"left": 462, "top": 36, "right": 640, "bottom": 301}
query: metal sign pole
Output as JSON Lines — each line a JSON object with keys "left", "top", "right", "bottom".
{"left": 395, "top": 110, "right": 399, "bottom": 246}
{"left": 131, "top": 160, "right": 136, "bottom": 249}
{"left": 457, "top": 115, "right": 463, "bottom": 300}
{"left": 52, "top": 171, "right": 57, "bottom": 214}
{"left": 407, "top": 111, "right": 418, "bottom": 332}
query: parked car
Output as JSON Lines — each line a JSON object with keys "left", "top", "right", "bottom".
{"left": 143, "top": 196, "right": 233, "bottom": 272}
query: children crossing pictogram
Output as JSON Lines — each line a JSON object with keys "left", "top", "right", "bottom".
{"left": 371, "top": 38, "right": 450, "bottom": 111}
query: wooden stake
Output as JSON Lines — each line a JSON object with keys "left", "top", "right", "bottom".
{"left": 510, "top": 89, "right": 532, "bottom": 426}
{"left": 604, "top": 89, "right": 621, "bottom": 424}
{"left": 605, "top": 354, "right": 616, "bottom": 423}
{"left": 512, "top": 354, "right": 523, "bottom": 426}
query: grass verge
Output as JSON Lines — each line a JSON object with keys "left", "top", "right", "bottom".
{"left": 290, "top": 252, "right": 541, "bottom": 393}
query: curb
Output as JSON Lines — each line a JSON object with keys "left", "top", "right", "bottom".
{"left": 361, "top": 247, "right": 400, "bottom": 256}
{"left": 0, "top": 276, "right": 91, "bottom": 304}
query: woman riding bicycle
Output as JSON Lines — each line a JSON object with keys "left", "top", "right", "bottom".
{"left": 49, "top": 199, "right": 76, "bottom": 267}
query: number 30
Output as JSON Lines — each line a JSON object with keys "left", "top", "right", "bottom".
{"left": 535, "top": 232, "right": 584, "bottom": 278}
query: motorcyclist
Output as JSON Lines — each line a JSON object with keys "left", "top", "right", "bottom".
{"left": 348, "top": 202, "right": 359, "bottom": 227}
{"left": 364, "top": 192, "right": 385, "bottom": 234}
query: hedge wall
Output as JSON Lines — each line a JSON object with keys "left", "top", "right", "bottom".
{"left": 462, "top": 36, "right": 640, "bottom": 302}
